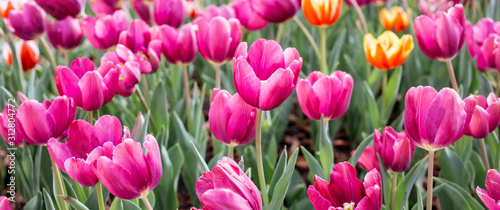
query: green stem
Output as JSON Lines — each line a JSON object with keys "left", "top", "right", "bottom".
{"left": 293, "top": 17, "right": 322, "bottom": 66}
{"left": 135, "top": 88, "right": 158, "bottom": 133}
{"left": 479, "top": 138, "right": 491, "bottom": 171}
{"left": 182, "top": 65, "right": 192, "bottom": 131}
{"left": 445, "top": 59, "right": 459, "bottom": 93}
{"left": 276, "top": 23, "right": 284, "bottom": 43}
{"left": 96, "top": 181, "right": 105, "bottom": 210}
{"left": 213, "top": 64, "right": 221, "bottom": 89}
{"left": 426, "top": 150, "right": 435, "bottom": 210}
{"left": 381, "top": 70, "right": 388, "bottom": 122}
{"left": 40, "top": 36, "right": 57, "bottom": 73}
{"left": 255, "top": 109, "right": 269, "bottom": 207}
{"left": 390, "top": 172, "right": 398, "bottom": 210}
{"left": 141, "top": 74, "right": 151, "bottom": 106}
{"left": 228, "top": 144, "right": 234, "bottom": 159}
{"left": 51, "top": 158, "right": 68, "bottom": 210}
{"left": 141, "top": 196, "right": 153, "bottom": 210}
{"left": 87, "top": 111, "right": 93, "bottom": 125}
{"left": 320, "top": 27, "right": 328, "bottom": 74}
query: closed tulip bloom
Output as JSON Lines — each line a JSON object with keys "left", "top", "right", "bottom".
{"left": 252, "top": 0, "right": 300, "bottom": 23}
{"left": 90, "top": 135, "right": 162, "bottom": 199}
{"left": 0, "top": 196, "right": 11, "bottom": 210}
{"left": 7, "top": 2, "right": 46, "bottom": 40}
{"left": 195, "top": 16, "right": 241, "bottom": 65}
{"left": 475, "top": 34, "right": 500, "bottom": 70}
{"left": 193, "top": 157, "right": 262, "bottom": 210}
{"left": 47, "top": 115, "right": 125, "bottom": 187}
{"left": 404, "top": 86, "right": 473, "bottom": 151}
{"left": 16, "top": 96, "right": 76, "bottom": 145}
{"left": 0, "top": 105, "right": 26, "bottom": 147}
{"left": 132, "top": 0, "right": 151, "bottom": 24}
{"left": 351, "top": 146, "right": 380, "bottom": 172}
{"left": 90, "top": 0, "right": 124, "bottom": 16}
{"left": 296, "top": 71, "right": 353, "bottom": 121}
{"left": 80, "top": 10, "right": 128, "bottom": 50}
{"left": 34, "top": 0, "right": 84, "bottom": 20}
{"left": 233, "top": 39, "right": 303, "bottom": 110}
{"left": 374, "top": 127, "right": 414, "bottom": 172}
{"left": 307, "top": 162, "right": 382, "bottom": 210}
{"left": 464, "top": 93, "right": 500, "bottom": 139}
{"left": 3, "top": 40, "right": 40, "bottom": 72}
{"left": 101, "top": 45, "right": 142, "bottom": 97}
{"left": 302, "top": 0, "right": 342, "bottom": 27}
{"left": 230, "top": 0, "right": 268, "bottom": 31}
{"left": 364, "top": 31, "right": 414, "bottom": 70}
{"left": 380, "top": 6, "right": 409, "bottom": 32}
{"left": 47, "top": 16, "right": 83, "bottom": 51}
{"left": 156, "top": 23, "right": 198, "bottom": 65}
{"left": 414, "top": 4, "right": 465, "bottom": 61}
{"left": 118, "top": 19, "right": 151, "bottom": 54}
{"left": 465, "top": 18, "right": 500, "bottom": 70}
{"left": 418, "top": 0, "right": 452, "bottom": 14}
{"left": 209, "top": 89, "right": 257, "bottom": 146}
{"left": 477, "top": 169, "right": 500, "bottom": 210}
{"left": 55, "top": 58, "right": 119, "bottom": 111}
{"left": 198, "top": 5, "right": 235, "bottom": 20}
{"left": 153, "top": 0, "right": 186, "bottom": 27}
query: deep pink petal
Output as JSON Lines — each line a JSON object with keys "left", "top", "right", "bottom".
{"left": 307, "top": 185, "right": 333, "bottom": 210}
{"left": 233, "top": 59, "right": 261, "bottom": 108}
{"left": 258, "top": 68, "right": 294, "bottom": 110}
{"left": 329, "top": 162, "right": 365, "bottom": 207}
{"left": 64, "top": 158, "right": 99, "bottom": 187}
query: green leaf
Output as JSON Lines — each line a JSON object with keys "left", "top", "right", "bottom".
{"left": 43, "top": 188, "right": 56, "bottom": 210}
{"left": 85, "top": 185, "right": 109, "bottom": 210}
{"left": 382, "top": 67, "right": 402, "bottom": 122}
{"left": 150, "top": 82, "right": 169, "bottom": 133}
{"left": 437, "top": 147, "right": 470, "bottom": 189}
{"left": 434, "top": 177, "right": 485, "bottom": 210}
{"left": 349, "top": 134, "right": 374, "bottom": 166}
{"left": 319, "top": 116, "right": 334, "bottom": 179}
{"left": 59, "top": 195, "right": 90, "bottom": 210}
{"left": 363, "top": 82, "right": 380, "bottom": 130}
{"left": 268, "top": 148, "right": 288, "bottom": 200}
{"left": 24, "top": 192, "right": 42, "bottom": 210}
{"left": 300, "top": 146, "right": 325, "bottom": 180}
{"left": 377, "top": 154, "right": 391, "bottom": 207}
{"left": 267, "top": 148, "right": 299, "bottom": 210}
{"left": 395, "top": 155, "right": 429, "bottom": 210}
{"left": 137, "top": 111, "right": 150, "bottom": 144}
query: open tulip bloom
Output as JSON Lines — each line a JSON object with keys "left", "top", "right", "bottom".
{"left": 364, "top": 31, "right": 414, "bottom": 70}
{"left": 379, "top": 6, "right": 409, "bottom": 33}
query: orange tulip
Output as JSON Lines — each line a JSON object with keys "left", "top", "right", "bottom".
{"left": 364, "top": 31, "right": 414, "bottom": 70}
{"left": 3, "top": 40, "right": 40, "bottom": 72}
{"left": 380, "top": 6, "right": 409, "bottom": 33}
{"left": 302, "top": 0, "right": 342, "bottom": 27}
{"left": 0, "top": 0, "right": 22, "bottom": 18}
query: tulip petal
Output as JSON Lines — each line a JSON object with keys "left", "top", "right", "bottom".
{"left": 258, "top": 68, "right": 294, "bottom": 110}
{"left": 64, "top": 158, "right": 99, "bottom": 187}
{"left": 329, "top": 162, "right": 365, "bottom": 207}
{"left": 296, "top": 79, "right": 321, "bottom": 120}
{"left": 92, "top": 156, "right": 141, "bottom": 199}
{"left": 477, "top": 187, "right": 500, "bottom": 210}
{"left": 486, "top": 169, "right": 500, "bottom": 201}
{"left": 307, "top": 185, "right": 333, "bottom": 210}
{"left": 56, "top": 66, "right": 83, "bottom": 106}
{"left": 17, "top": 100, "right": 55, "bottom": 144}
{"left": 65, "top": 120, "right": 93, "bottom": 159}
{"left": 247, "top": 39, "right": 285, "bottom": 81}
{"left": 79, "top": 71, "right": 106, "bottom": 111}
{"left": 144, "top": 135, "right": 162, "bottom": 190}
{"left": 92, "top": 115, "right": 122, "bottom": 147}
{"left": 111, "top": 139, "right": 150, "bottom": 193}
{"left": 200, "top": 189, "right": 253, "bottom": 210}
{"left": 47, "top": 138, "right": 72, "bottom": 173}
{"left": 209, "top": 90, "right": 232, "bottom": 143}
{"left": 47, "top": 96, "right": 75, "bottom": 139}
{"left": 234, "top": 59, "right": 261, "bottom": 108}
{"left": 404, "top": 86, "right": 438, "bottom": 149}
{"left": 196, "top": 172, "right": 215, "bottom": 205}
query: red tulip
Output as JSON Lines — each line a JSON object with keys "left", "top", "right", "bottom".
{"left": 3, "top": 40, "right": 40, "bottom": 72}
{"left": 464, "top": 93, "right": 500, "bottom": 139}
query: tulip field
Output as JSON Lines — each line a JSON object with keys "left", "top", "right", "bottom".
{"left": 1, "top": 0, "right": 500, "bottom": 209}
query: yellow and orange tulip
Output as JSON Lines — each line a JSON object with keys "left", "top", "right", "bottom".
{"left": 364, "top": 31, "right": 414, "bottom": 70}
{"left": 380, "top": 6, "right": 409, "bottom": 33}
{"left": 302, "top": 0, "right": 342, "bottom": 27}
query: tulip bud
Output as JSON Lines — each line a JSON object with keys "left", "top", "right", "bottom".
{"left": 230, "top": 0, "right": 268, "bottom": 31}
{"left": 34, "top": 0, "right": 84, "bottom": 20}
{"left": 153, "top": 0, "right": 186, "bottom": 27}
{"left": 464, "top": 93, "right": 500, "bottom": 139}
{"left": 364, "top": 31, "right": 414, "bottom": 70}
{"left": 476, "top": 169, "right": 500, "bottom": 210}
{"left": 374, "top": 127, "right": 415, "bottom": 172}
{"left": 7, "top": 2, "right": 46, "bottom": 40}
{"left": 47, "top": 16, "right": 83, "bottom": 52}
{"left": 0, "top": 196, "right": 11, "bottom": 210}
{"left": 351, "top": 146, "right": 380, "bottom": 172}
{"left": 465, "top": 18, "right": 500, "bottom": 71}
{"left": 80, "top": 10, "right": 128, "bottom": 50}
{"left": 195, "top": 16, "right": 241, "bottom": 65}
{"left": 118, "top": 19, "right": 151, "bottom": 54}
{"left": 3, "top": 40, "right": 40, "bottom": 72}
{"left": 156, "top": 23, "right": 198, "bottom": 65}
{"left": 252, "top": 0, "right": 300, "bottom": 23}
{"left": 296, "top": 71, "right": 353, "bottom": 121}
{"left": 302, "top": 0, "right": 342, "bottom": 27}
{"left": 380, "top": 6, "right": 409, "bottom": 33}
{"left": 233, "top": 39, "right": 303, "bottom": 110}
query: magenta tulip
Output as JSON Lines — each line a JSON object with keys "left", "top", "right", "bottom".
{"left": 118, "top": 19, "right": 151, "bottom": 54}
{"left": 0, "top": 196, "right": 11, "bottom": 210}
{"left": 0, "top": 105, "right": 25, "bottom": 147}
{"left": 351, "top": 146, "right": 380, "bottom": 172}
{"left": 404, "top": 86, "right": 473, "bottom": 151}
{"left": 193, "top": 157, "right": 262, "bottom": 210}
{"left": 418, "top": 0, "right": 453, "bottom": 15}
{"left": 296, "top": 71, "right": 353, "bottom": 121}
{"left": 209, "top": 89, "right": 257, "bottom": 146}
{"left": 156, "top": 23, "right": 198, "bottom": 65}
{"left": 345, "top": 0, "right": 387, "bottom": 7}
{"left": 132, "top": 0, "right": 151, "bottom": 24}
{"left": 7, "top": 2, "right": 46, "bottom": 40}
{"left": 16, "top": 96, "right": 76, "bottom": 145}
{"left": 465, "top": 18, "right": 500, "bottom": 70}
{"left": 477, "top": 169, "right": 500, "bottom": 210}
{"left": 90, "top": 135, "right": 162, "bottom": 199}
{"left": 102, "top": 43, "right": 153, "bottom": 74}
{"left": 233, "top": 39, "right": 302, "bottom": 110}
{"left": 252, "top": 0, "right": 300, "bottom": 23}
{"left": 374, "top": 127, "right": 414, "bottom": 172}
{"left": 80, "top": 10, "right": 128, "bottom": 50}
{"left": 47, "top": 115, "right": 125, "bottom": 187}
{"left": 47, "top": 16, "right": 82, "bottom": 51}
{"left": 195, "top": 16, "right": 241, "bottom": 65}
{"left": 230, "top": 0, "right": 268, "bottom": 31}
{"left": 198, "top": 5, "right": 235, "bottom": 20}
{"left": 414, "top": 4, "right": 465, "bottom": 61}
{"left": 463, "top": 93, "right": 500, "bottom": 139}
{"left": 153, "top": 0, "right": 186, "bottom": 27}
{"left": 34, "top": 0, "right": 84, "bottom": 20}
{"left": 90, "top": 0, "right": 123, "bottom": 16}
{"left": 55, "top": 57, "right": 119, "bottom": 111}
{"left": 307, "top": 162, "right": 382, "bottom": 210}
{"left": 101, "top": 45, "right": 142, "bottom": 97}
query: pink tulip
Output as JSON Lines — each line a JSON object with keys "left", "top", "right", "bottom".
{"left": 374, "top": 127, "right": 415, "bottom": 172}
{"left": 34, "top": 0, "right": 84, "bottom": 20}
{"left": 418, "top": 0, "right": 453, "bottom": 14}
{"left": 153, "top": 0, "right": 186, "bottom": 27}
{"left": 7, "top": 2, "right": 46, "bottom": 40}
{"left": 102, "top": 43, "right": 154, "bottom": 74}
{"left": 195, "top": 16, "right": 241, "bottom": 65}
{"left": 156, "top": 23, "right": 198, "bottom": 65}
{"left": 80, "top": 10, "right": 128, "bottom": 50}
{"left": 0, "top": 196, "right": 11, "bottom": 210}
{"left": 16, "top": 96, "right": 76, "bottom": 145}
{"left": 55, "top": 57, "right": 119, "bottom": 111}
{"left": 0, "top": 105, "right": 25, "bottom": 147}
{"left": 90, "top": 135, "right": 162, "bottom": 199}
{"left": 132, "top": 0, "right": 151, "bottom": 24}
{"left": 477, "top": 169, "right": 500, "bottom": 210}
{"left": 90, "top": 0, "right": 123, "bottom": 16}
{"left": 296, "top": 71, "right": 353, "bottom": 121}
{"left": 118, "top": 19, "right": 151, "bottom": 55}
{"left": 465, "top": 18, "right": 500, "bottom": 70}
{"left": 307, "top": 162, "right": 382, "bottom": 210}
{"left": 233, "top": 39, "right": 302, "bottom": 110}
{"left": 47, "top": 16, "right": 83, "bottom": 51}
{"left": 251, "top": 0, "right": 300, "bottom": 23}
{"left": 345, "top": 0, "right": 387, "bottom": 7}
{"left": 101, "top": 45, "right": 142, "bottom": 97}
{"left": 193, "top": 157, "right": 262, "bottom": 210}
{"left": 209, "top": 89, "right": 256, "bottom": 146}
{"left": 47, "top": 115, "right": 125, "bottom": 187}
{"left": 230, "top": 0, "right": 268, "bottom": 31}
{"left": 198, "top": 5, "right": 235, "bottom": 20}
{"left": 351, "top": 146, "right": 380, "bottom": 172}
{"left": 414, "top": 4, "right": 465, "bottom": 61}
{"left": 404, "top": 86, "right": 473, "bottom": 151}
{"left": 463, "top": 93, "right": 500, "bottom": 139}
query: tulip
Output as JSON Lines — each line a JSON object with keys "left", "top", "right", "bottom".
{"left": 55, "top": 57, "right": 119, "bottom": 111}
{"left": 414, "top": 4, "right": 465, "bottom": 61}
{"left": 198, "top": 5, "right": 235, "bottom": 20}
{"left": 0, "top": 0, "right": 22, "bottom": 18}
{"left": 47, "top": 16, "right": 83, "bottom": 52}
{"left": 230, "top": 0, "right": 268, "bottom": 31}
{"left": 156, "top": 23, "right": 198, "bottom": 65}
{"left": 118, "top": 19, "right": 151, "bottom": 54}
{"left": 195, "top": 16, "right": 241, "bottom": 65}
{"left": 302, "top": 0, "right": 342, "bottom": 27}
{"left": 351, "top": 146, "right": 380, "bottom": 172}
{"left": 101, "top": 43, "right": 153, "bottom": 74}
{"left": 3, "top": 40, "right": 40, "bottom": 72}
{"left": 476, "top": 169, "right": 500, "bottom": 210}
{"left": 186, "top": 0, "right": 199, "bottom": 20}
{"left": 80, "top": 10, "right": 128, "bottom": 50}
{"left": 90, "top": 0, "right": 123, "bottom": 16}
{"left": 296, "top": 71, "right": 353, "bottom": 121}
{"left": 364, "top": 31, "right": 414, "bottom": 70}
{"left": 47, "top": 115, "right": 125, "bottom": 187}
{"left": 34, "top": 0, "right": 84, "bottom": 20}
{"left": 463, "top": 93, "right": 500, "bottom": 139}
{"left": 132, "top": 0, "right": 151, "bottom": 24}
{"left": 418, "top": 0, "right": 452, "bottom": 14}
{"left": 374, "top": 127, "right": 414, "bottom": 172}
{"left": 153, "top": 0, "right": 186, "bottom": 27}
{"left": 307, "top": 162, "right": 382, "bottom": 210}
{"left": 345, "top": 0, "right": 387, "bottom": 7}
{"left": 0, "top": 196, "right": 11, "bottom": 210}
{"left": 101, "top": 45, "right": 142, "bottom": 97}
{"left": 380, "top": 6, "right": 409, "bottom": 33}
{"left": 0, "top": 105, "right": 25, "bottom": 147}
{"left": 233, "top": 39, "right": 302, "bottom": 110}
{"left": 252, "top": 0, "right": 301, "bottom": 23}
{"left": 193, "top": 157, "right": 262, "bottom": 210}
{"left": 16, "top": 96, "right": 76, "bottom": 145}
{"left": 7, "top": 2, "right": 46, "bottom": 40}
{"left": 465, "top": 18, "right": 500, "bottom": 70}
{"left": 90, "top": 135, "right": 162, "bottom": 200}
